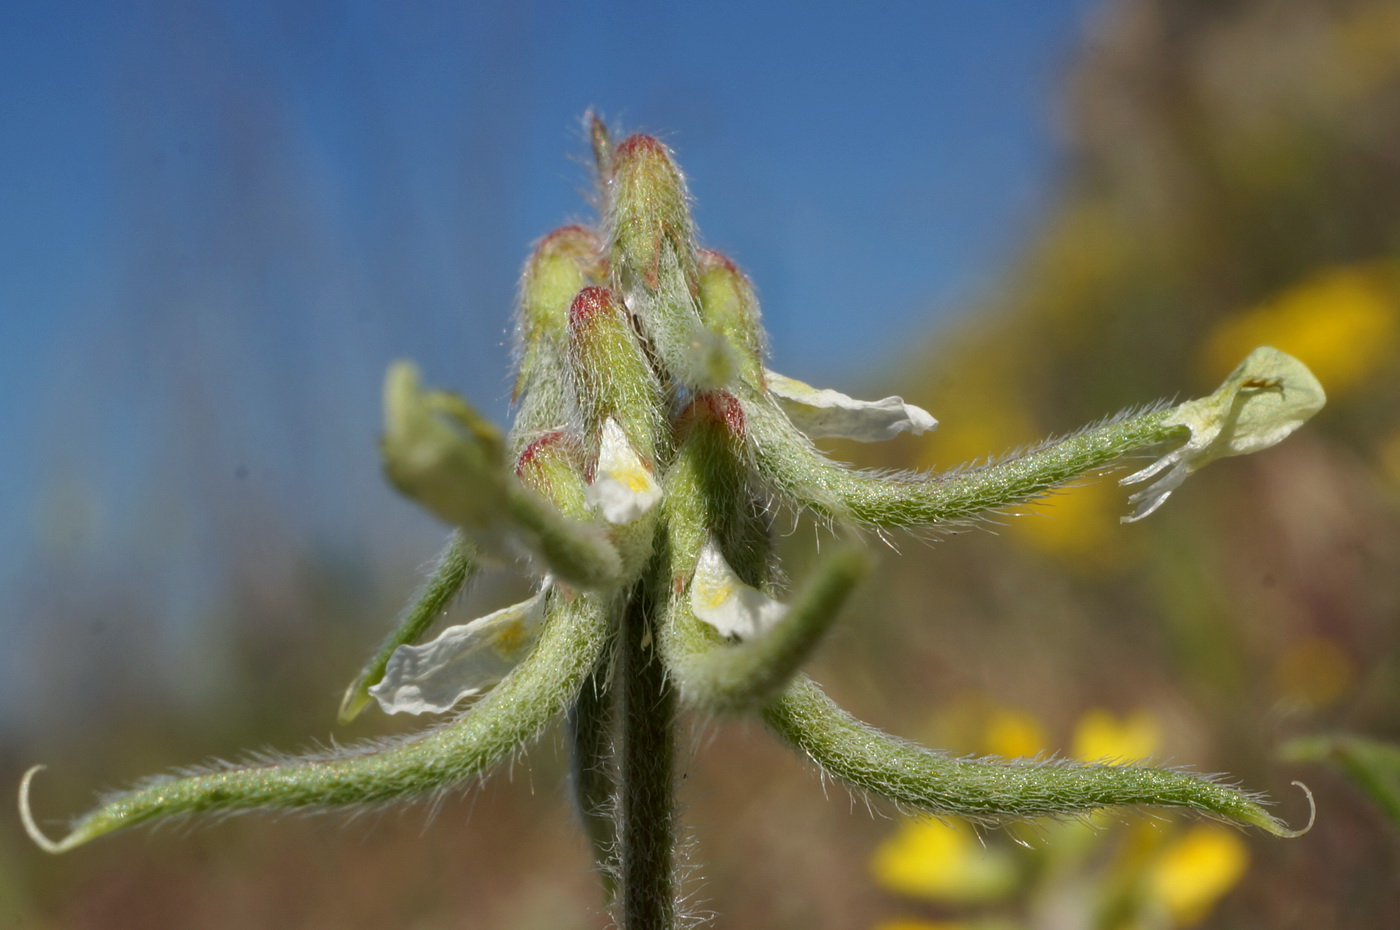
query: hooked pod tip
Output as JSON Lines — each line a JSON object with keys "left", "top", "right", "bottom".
{"left": 19, "top": 765, "right": 74, "bottom": 854}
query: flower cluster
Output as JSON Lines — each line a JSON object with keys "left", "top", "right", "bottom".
{"left": 20, "top": 116, "right": 1322, "bottom": 928}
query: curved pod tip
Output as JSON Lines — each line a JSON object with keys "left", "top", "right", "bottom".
{"left": 19, "top": 765, "right": 80, "bottom": 854}
{"left": 1276, "top": 780, "right": 1317, "bottom": 838}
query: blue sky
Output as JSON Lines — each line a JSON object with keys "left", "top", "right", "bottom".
{"left": 0, "top": 0, "right": 1102, "bottom": 728}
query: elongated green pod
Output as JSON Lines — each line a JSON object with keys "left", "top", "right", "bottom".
{"left": 748, "top": 348, "right": 1324, "bottom": 531}
{"left": 339, "top": 533, "right": 478, "bottom": 723}
{"left": 747, "top": 389, "right": 1182, "bottom": 529}
{"left": 21, "top": 593, "right": 611, "bottom": 853}
{"left": 765, "top": 675, "right": 1312, "bottom": 836}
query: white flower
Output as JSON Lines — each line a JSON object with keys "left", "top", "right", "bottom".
{"left": 689, "top": 538, "right": 788, "bottom": 639}
{"left": 370, "top": 587, "right": 549, "bottom": 715}
{"left": 1121, "top": 347, "right": 1326, "bottom": 522}
{"left": 766, "top": 370, "right": 937, "bottom": 442}
{"left": 585, "top": 418, "right": 663, "bottom": 523}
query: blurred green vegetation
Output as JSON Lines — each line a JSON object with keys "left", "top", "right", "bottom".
{"left": 7, "top": 0, "right": 1400, "bottom": 927}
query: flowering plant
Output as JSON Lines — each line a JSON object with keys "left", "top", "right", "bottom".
{"left": 20, "top": 117, "right": 1320, "bottom": 928}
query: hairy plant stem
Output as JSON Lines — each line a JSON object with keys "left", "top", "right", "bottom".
{"left": 619, "top": 571, "right": 678, "bottom": 929}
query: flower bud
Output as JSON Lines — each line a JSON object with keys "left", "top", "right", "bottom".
{"left": 515, "top": 430, "right": 589, "bottom": 519}
{"left": 608, "top": 134, "right": 695, "bottom": 293}
{"left": 520, "top": 226, "right": 604, "bottom": 347}
{"left": 697, "top": 250, "right": 767, "bottom": 386}
{"left": 681, "top": 390, "right": 747, "bottom": 443}
{"left": 566, "top": 285, "right": 664, "bottom": 458}
{"left": 515, "top": 226, "right": 603, "bottom": 398}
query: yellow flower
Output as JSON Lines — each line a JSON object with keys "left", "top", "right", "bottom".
{"left": 869, "top": 817, "right": 1017, "bottom": 905}
{"left": 1007, "top": 480, "right": 1125, "bottom": 569}
{"left": 1072, "top": 710, "right": 1161, "bottom": 764}
{"left": 981, "top": 707, "right": 1049, "bottom": 760}
{"left": 1147, "top": 824, "right": 1250, "bottom": 926}
{"left": 1203, "top": 263, "right": 1396, "bottom": 397}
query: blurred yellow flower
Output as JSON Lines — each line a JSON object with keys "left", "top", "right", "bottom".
{"left": 918, "top": 392, "right": 1035, "bottom": 477}
{"left": 1072, "top": 709, "right": 1161, "bottom": 764}
{"left": 981, "top": 707, "right": 1049, "bottom": 760}
{"left": 1203, "top": 263, "right": 1396, "bottom": 397}
{"left": 1007, "top": 480, "right": 1125, "bottom": 569}
{"left": 869, "top": 817, "right": 1018, "bottom": 905}
{"left": 1147, "top": 824, "right": 1250, "bottom": 926}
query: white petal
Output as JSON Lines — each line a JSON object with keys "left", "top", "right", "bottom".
{"left": 1121, "top": 347, "right": 1325, "bottom": 522}
{"left": 766, "top": 370, "right": 937, "bottom": 442}
{"left": 586, "top": 418, "right": 662, "bottom": 523}
{"left": 689, "top": 538, "right": 787, "bottom": 639}
{"left": 370, "top": 588, "right": 549, "bottom": 715}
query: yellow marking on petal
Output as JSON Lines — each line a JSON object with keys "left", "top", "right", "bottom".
{"left": 689, "top": 538, "right": 788, "bottom": 638}
{"left": 618, "top": 462, "right": 654, "bottom": 494}
{"left": 587, "top": 418, "right": 661, "bottom": 523}
{"left": 491, "top": 619, "right": 528, "bottom": 657}
{"left": 698, "top": 581, "right": 734, "bottom": 611}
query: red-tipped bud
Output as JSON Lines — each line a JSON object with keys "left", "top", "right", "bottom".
{"left": 520, "top": 226, "right": 604, "bottom": 347}
{"left": 514, "top": 226, "right": 605, "bottom": 404}
{"left": 566, "top": 285, "right": 664, "bottom": 450}
{"left": 568, "top": 285, "right": 624, "bottom": 330}
{"left": 681, "top": 390, "right": 747, "bottom": 441}
{"left": 514, "top": 429, "right": 589, "bottom": 515}
{"left": 610, "top": 134, "right": 696, "bottom": 291}
{"left": 697, "top": 250, "right": 766, "bottom": 385}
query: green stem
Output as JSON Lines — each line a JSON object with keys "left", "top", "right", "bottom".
{"left": 568, "top": 654, "right": 619, "bottom": 903}
{"left": 619, "top": 578, "right": 677, "bottom": 928}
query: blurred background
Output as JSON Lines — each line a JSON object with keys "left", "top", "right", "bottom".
{"left": 3, "top": 0, "right": 1398, "bottom": 927}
